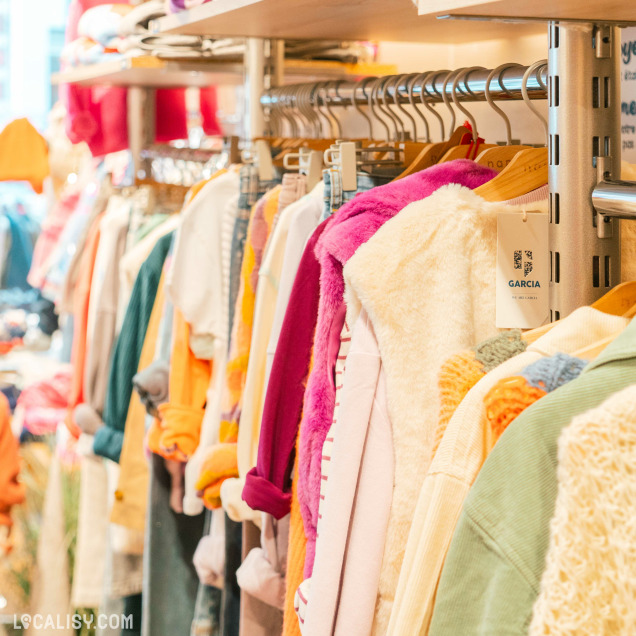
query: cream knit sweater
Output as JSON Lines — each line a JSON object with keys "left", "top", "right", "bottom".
{"left": 529, "top": 383, "right": 636, "bottom": 635}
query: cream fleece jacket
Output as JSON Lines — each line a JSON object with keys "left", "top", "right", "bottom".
{"left": 387, "top": 306, "right": 629, "bottom": 636}
{"left": 529, "top": 383, "right": 636, "bottom": 635}
{"left": 343, "top": 184, "right": 548, "bottom": 634}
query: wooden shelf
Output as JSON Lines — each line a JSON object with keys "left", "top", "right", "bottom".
{"left": 52, "top": 56, "right": 244, "bottom": 87}
{"left": 150, "top": 0, "right": 545, "bottom": 42}
{"left": 52, "top": 55, "right": 397, "bottom": 87}
{"left": 417, "top": 0, "right": 636, "bottom": 23}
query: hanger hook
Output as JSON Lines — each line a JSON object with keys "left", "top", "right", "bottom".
{"left": 391, "top": 75, "right": 418, "bottom": 142}
{"left": 439, "top": 70, "right": 458, "bottom": 138}
{"left": 291, "top": 84, "right": 310, "bottom": 137}
{"left": 407, "top": 73, "right": 430, "bottom": 142}
{"left": 324, "top": 81, "right": 343, "bottom": 138}
{"left": 369, "top": 77, "right": 391, "bottom": 141}
{"left": 351, "top": 77, "right": 373, "bottom": 139}
{"left": 304, "top": 83, "right": 321, "bottom": 138}
{"left": 522, "top": 59, "right": 548, "bottom": 145}
{"left": 452, "top": 66, "right": 484, "bottom": 143}
{"left": 485, "top": 63, "right": 521, "bottom": 145}
{"left": 383, "top": 75, "right": 407, "bottom": 140}
{"left": 378, "top": 76, "right": 400, "bottom": 140}
{"left": 311, "top": 84, "right": 329, "bottom": 138}
{"left": 419, "top": 71, "right": 445, "bottom": 141}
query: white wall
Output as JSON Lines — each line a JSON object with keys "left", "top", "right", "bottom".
{"left": 372, "top": 33, "right": 549, "bottom": 146}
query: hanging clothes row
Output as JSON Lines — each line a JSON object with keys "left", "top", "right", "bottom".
{"left": 15, "top": 58, "right": 636, "bottom": 636}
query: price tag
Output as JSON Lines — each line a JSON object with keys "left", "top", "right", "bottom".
{"left": 496, "top": 210, "right": 549, "bottom": 329}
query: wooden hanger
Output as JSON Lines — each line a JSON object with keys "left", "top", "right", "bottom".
{"left": 522, "top": 280, "right": 636, "bottom": 344}
{"left": 474, "top": 144, "right": 533, "bottom": 171}
{"left": 439, "top": 143, "right": 497, "bottom": 163}
{"left": 392, "top": 125, "right": 471, "bottom": 181}
{"left": 473, "top": 147, "right": 548, "bottom": 203}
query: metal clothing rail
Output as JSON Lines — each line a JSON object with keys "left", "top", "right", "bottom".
{"left": 260, "top": 63, "right": 548, "bottom": 108}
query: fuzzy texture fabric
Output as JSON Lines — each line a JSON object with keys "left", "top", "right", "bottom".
{"left": 436, "top": 330, "right": 525, "bottom": 455}
{"left": 484, "top": 353, "right": 587, "bottom": 440}
{"left": 298, "top": 160, "right": 496, "bottom": 575}
{"left": 343, "top": 184, "right": 547, "bottom": 635}
{"left": 529, "top": 384, "right": 636, "bottom": 636}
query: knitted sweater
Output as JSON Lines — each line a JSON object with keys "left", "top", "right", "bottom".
{"left": 484, "top": 352, "right": 587, "bottom": 441}
{"left": 389, "top": 308, "right": 628, "bottom": 636}
{"left": 529, "top": 384, "right": 636, "bottom": 635}
{"left": 428, "top": 317, "right": 636, "bottom": 636}
{"left": 93, "top": 232, "right": 173, "bottom": 462}
{"left": 436, "top": 330, "right": 526, "bottom": 454}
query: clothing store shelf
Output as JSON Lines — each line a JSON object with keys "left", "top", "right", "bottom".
{"left": 51, "top": 56, "right": 395, "bottom": 88}
{"left": 417, "top": 0, "right": 636, "bottom": 23}
{"left": 149, "top": 0, "right": 544, "bottom": 42}
{"left": 52, "top": 56, "right": 245, "bottom": 87}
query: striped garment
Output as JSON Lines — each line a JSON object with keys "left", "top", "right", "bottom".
{"left": 295, "top": 318, "right": 353, "bottom": 627}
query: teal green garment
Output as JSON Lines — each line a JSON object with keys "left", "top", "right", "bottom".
{"left": 428, "top": 317, "right": 636, "bottom": 636}
{"left": 94, "top": 232, "right": 173, "bottom": 463}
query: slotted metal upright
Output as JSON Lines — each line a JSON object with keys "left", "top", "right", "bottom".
{"left": 547, "top": 22, "right": 622, "bottom": 320}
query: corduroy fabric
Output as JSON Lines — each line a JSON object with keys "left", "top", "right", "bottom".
{"left": 428, "top": 317, "right": 636, "bottom": 636}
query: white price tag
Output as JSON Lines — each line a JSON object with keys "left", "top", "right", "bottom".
{"left": 496, "top": 210, "right": 549, "bottom": 329}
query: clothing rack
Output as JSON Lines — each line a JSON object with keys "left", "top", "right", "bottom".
{"left": 260, "top": 64, "right": 548, "bottom": 108}
{"left": 258, "top": 28, "right": 636, "bottom": 321}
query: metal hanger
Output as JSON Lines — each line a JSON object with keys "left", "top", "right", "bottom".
{"left": 391, "top": 75, "right": 417, "bottom": 141}
{"left": 451, "top": 66, "right": 484, "bottom": 143}
{"left": 407, "top": 73, "right": 430, "bottom": 142}
{"left": 352, "top": 77, "right": 374, "bottom": 140}
{"left": 377, "top": 76, "right": 400, "bottom": 140}
{"left": 522, "top": 59, "right": 549, "bottom": 144}
{"left": 475, "top": 63, "right": 536, "bottom": 168}
{"left": 420, "top": 71, "right": 446, "bottom": 141}
{"left": 440, "top": 69, "right": 459, "bottom": 138}
{"left": 368, "top": 77, "right": 391, "bottom": 141}
{"left": 323, "top": 81, "right": 343, "bottom": 139}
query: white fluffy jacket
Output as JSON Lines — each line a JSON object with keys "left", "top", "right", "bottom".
{"left": 343, "top": 184, "right": 548, "bottom": 634}
{"left": 529, "top": 383, "right": 636, "bottom": 636}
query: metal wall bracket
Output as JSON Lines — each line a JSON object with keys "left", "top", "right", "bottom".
{"left": 548, "top": 21, "right": 621, "bottom": 320}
